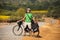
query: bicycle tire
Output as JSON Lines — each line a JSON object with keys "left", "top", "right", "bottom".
{"left": 12, "top": 25, "right": 23, "bottom": 36}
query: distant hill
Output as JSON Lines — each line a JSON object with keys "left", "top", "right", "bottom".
{"left": 0, "top": 0, "right": 49, "bottom": 5}
{"left": 0, "top": 0, "right": 57, "bottom": 10}
{"left": 0, "top": 0, "right": 48, "bottom": 9}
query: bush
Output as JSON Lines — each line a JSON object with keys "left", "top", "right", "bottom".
{"left": 0, "top": 16, "right": 10, "bottom": 22}
{"left": 47, "top": 7, "right": 60, "bottom": 19}
{"left": 16, "top": 8, "right": 25, "bottom": 17}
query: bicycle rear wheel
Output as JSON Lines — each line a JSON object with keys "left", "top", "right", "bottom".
{"left": 12, "top": 25, "right": 23, "bottom": 36}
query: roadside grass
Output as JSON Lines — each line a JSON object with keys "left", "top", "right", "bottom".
{"left": 0, "top": 10, "right": 48, "bottom": 22}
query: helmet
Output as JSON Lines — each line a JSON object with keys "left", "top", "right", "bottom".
{"left": 27, "top": 8, "right": 31, "bottom": 11}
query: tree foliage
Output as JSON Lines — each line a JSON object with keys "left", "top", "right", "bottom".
{"left": 47, "top": 0, "right": 60, "bottom": 18}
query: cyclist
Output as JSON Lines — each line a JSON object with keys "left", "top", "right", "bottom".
{"left": 17, "top": 8, "right": 40, "bottom": 37}
{"left": 23, "top": 8, "right": 33, "bottom": 36}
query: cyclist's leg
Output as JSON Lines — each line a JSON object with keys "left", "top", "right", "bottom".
{"left": 23, "top": 22, "right": 27, "bottom": 36}
{"left": 27, "top": 23, "right": 31, "bottom": 29}
{"left": 27, "top": 23, "right": 32, "bottom": 36}
{"left": 36, "top": 23, "right": 40, "bottom": 37}
{"left": 37, "top": 27, "right": 39, "bottom": 36}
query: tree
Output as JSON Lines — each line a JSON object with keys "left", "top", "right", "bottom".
{"left": 47, "top": 0, "right": 60, "bottom": 18}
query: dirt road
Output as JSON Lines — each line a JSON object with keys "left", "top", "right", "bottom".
{"left": 0, "top": 22, "right": 60, "bottom": 40}
{"left": 22, "top": 22, "right": 60, "bottom": 40}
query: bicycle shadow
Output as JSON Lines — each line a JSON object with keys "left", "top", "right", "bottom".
{"left": 23, "top": 34, "right": 42, "bottom": 38}
{"left": 31, "top": 35, "right": 42, "bottom": 38}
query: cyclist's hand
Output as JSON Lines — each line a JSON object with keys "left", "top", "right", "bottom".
{"left": 17, "top": 21, "right": 19, "bottom": 23}
{"left": 17, "top": 20, "right": 21, "bottom": 23}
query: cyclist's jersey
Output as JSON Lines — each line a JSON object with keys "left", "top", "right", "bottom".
{"left": 25, "top": 13, "right": 33, "bottom": 23}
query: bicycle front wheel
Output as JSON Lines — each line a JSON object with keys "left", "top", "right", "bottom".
{"left": 12, "top": 25, "right": 23, "bottom": 36}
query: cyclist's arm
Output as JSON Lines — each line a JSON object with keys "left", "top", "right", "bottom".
{"left": 17, "top": 17, "right": 25, "bottom": 22}
{"left": 33, "top": 17, "right": 35, "bottom": 21}
{"left": 33, "top": 17, "right": 38, "bottom": 23}
{"left": 21, "top": 17, "right": 25, "bottom": 21}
